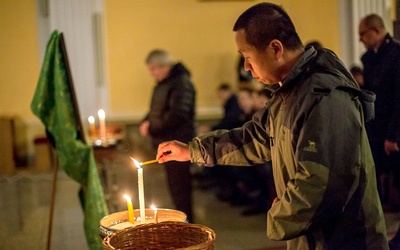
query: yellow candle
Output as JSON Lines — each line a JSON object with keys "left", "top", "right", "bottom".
{"left": 123, "top": 194, "right": 135, "bottom": 224}
{"left": 88, "top": 116, "right": 96, "bottom": 137}
{"left": 151, "top": 205, "right": 158, "bottom": 223}
{"left": 139, "top": 159, "right": 158, "bottom": 166}
{"left": 131, "top": 157, "right": 146, "bottom": 222}
{"left": 97, "top": 109, "right": 106, "bottom": 143}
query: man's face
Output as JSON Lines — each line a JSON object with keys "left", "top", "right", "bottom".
{"left": 147, "top": 63, "right": 170, "bottom": 82}
{"left": 235, "top": 29, "right": 278, "bottom": 85}
{"left": 359, "top": 22, "right": 379, "bottom": 50}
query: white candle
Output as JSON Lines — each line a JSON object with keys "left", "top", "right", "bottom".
{"left": 131, "top": 157, "right": 146, "bottom": 222}
{"left": 97, "top": 109, "right": 106, "bottom": 143}
{"left": 88, "top": 116, "right": 96, "bottom": 137}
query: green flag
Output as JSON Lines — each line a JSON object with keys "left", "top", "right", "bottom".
{"left": 31, "top": 30, "right": 108, "bottom": 250}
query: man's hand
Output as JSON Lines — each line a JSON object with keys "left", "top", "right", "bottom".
{"left": 384, "top": 140, "right": 399, "bottom": 155}
{"left": 157, "top": 140, "right": 191, "bottom": 163}
{"left": 139, "top": 120, "right": 150, "bottom": 137}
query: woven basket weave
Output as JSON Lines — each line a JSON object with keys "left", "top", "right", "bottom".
{"left": 102, "top": 221, "right": 216, "bottom": 250}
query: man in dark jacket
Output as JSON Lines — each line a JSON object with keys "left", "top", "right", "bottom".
{"left": 139, "top": 49, "right": 195, "bottom": 222}
{"left": 359, "top": 14, "right": 400, "bottom": 247}
{"left": 211, "top": 83, "right": 242, "bottom": 131}
{"left": 155, "top": 3, "right": 388, "bottom": 249}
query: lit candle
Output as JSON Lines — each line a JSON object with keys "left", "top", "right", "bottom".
{"left": 151, "top": 205, "right": 158, "bottom": 223}
{"left": 97, "top": 109, "right": 106, "bottom": 144}
{"left": 88, "top": 116, "right": 96, "bottom": 138}
{"left": 131, "top": 157, "right": 146, "bottom": 222}
{"left": 123, "top": 194, "right": 135, "bottom": 224}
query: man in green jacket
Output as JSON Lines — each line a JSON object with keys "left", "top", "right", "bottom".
{"left": 157, "top": 2, "right": 388, "bottom": 249}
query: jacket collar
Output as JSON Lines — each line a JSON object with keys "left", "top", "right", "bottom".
{"left": 265, "top": 46, "right": 317, "bottom": 94}
{"left": 374, "top": 33, "right": 392, "bottom": 54}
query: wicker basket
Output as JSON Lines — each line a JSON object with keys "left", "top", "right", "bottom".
{"left": 102, "top": 221, "right": 216, "bottom": 250}
{"left": 99, "top": 209, "right": 187, "bottom": 239}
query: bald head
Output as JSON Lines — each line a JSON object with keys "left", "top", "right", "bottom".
{"left": 359, "top": 14, "right": 387, "bottom": 51}
{"left": 361, "top": 14, "right": 385, "bottom": 31}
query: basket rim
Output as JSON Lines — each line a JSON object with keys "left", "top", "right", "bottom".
{"left": 103, "top": 221, "right": 216, "bottom": 250}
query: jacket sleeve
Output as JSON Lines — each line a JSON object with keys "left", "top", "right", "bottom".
{"left": 148, "top": 80, "right": 195, "bottom": 135}
{"left": 267, "top": 90, "right": 362, "bottom": 240}
{"left": 189, "top": 107, "right": 271, "bottom": 166}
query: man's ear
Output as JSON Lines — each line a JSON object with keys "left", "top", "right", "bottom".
{"left": 269, "top": 39, "right": 284, "bottom": 58}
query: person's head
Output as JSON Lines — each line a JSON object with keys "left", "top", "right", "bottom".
{"left": 238, "top": 86, "right": 254, "bottom": 114}
{"left": 359, "top": 14, "right": 387, "bottom": 51}
{"left": 305, "top": 40, "right": 323, "bottom": 50}
{"left": 233, "top": 2, "right": 304, "bottom": 85}
{"left": 253, "top": 89, "right": 272, "bottom": 110}
{"left": 145, "top": 49, "right": 175, "bottom": 82}
{"left": 350, "top": 66, "right": 364, "bottom": 87}
{"left": 217, "top": 83, "right": 234, "bottom": 103}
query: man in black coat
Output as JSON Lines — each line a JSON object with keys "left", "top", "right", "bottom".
{"left": 211, "top": 83, "right": 242, "bottom": 131}
{"left": 359, "top": 14, "right": 400, "bottom": 247}
{"left": 140, "top": 49, "right": 196, "bottom": 222}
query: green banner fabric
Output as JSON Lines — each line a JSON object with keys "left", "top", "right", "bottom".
{"left": 31, "top": 30, "right": 108, "bottom": 250}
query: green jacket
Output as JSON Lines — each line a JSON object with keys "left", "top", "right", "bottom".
{"left": 189, "top": 48, "right": 388, "bottom": 249}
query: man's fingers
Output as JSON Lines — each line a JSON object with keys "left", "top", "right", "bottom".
{"left": 157, "top": 141, "right": 173, "bottom": 160}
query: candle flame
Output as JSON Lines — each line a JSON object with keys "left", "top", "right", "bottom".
{"left": 123, "top": 194, "right": 132, "bottom": 202}
{"left": 151, "top": 205, "right": 157, "bottom": 211}
{"left": 98, "top": 109, "right": 105, "bottom": 119}
{"left": 130, "top": 157, "right": 142, "bottom": 169}
{"left": 88, "top": 116, "right": 95, "bottom": 124}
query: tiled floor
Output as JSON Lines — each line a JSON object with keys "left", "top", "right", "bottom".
{"left": 1, "top": 153, "right": 400, "bottom": 250}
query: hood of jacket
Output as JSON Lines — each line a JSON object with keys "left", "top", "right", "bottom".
{"left": 159, "top": 62, "right": 191, "bottom": 84}
{"left": 267, "top": 47, "right": 360, "bottom": 95}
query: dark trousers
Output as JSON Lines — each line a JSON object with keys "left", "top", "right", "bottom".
{"left": 164, "top": 160, "right": 193, "bottom": 222}
{"left": 370, "top": 141, "right": 400, "bottom": 203}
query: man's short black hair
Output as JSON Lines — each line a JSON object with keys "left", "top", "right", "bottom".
{"left": 233, "top": 2, "right": 303, "bottom": 51}
{"left": 218, "top": 83, "right": 232, "bottom": 91}
{"left": 350, "top": 66, "right": 363, "bottom": 75}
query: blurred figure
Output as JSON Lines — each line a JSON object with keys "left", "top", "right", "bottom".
{"left": 305, "top": 40, "right": 323, "bottom": 50}
{"left": 139, "top": 49, "right": 195, "bottom": 222}
{"left": 253, "top": 89, "right": 272, "bottom": 111}
{"left": 195, "top": 83, "right": 242, "bottom": 191}
{"left": 359, "top": 13, "right": 400, "bottom": 247}
{"left": 238, "top": 86, "right": 256, "bottom": 123}
{"left": 350, "top": 65, "right": 364, "bottom": 87}
{"left": 212, "top": 83, "right": 242, "bottom": 130}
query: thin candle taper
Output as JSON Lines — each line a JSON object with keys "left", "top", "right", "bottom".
{"left": 131, "top": 157, "right": 146, "bottom": 222}
{"left": 139, "top": 159, "right": 158, "bottom": 166}
{"left": 123, "top": 194, "right": 135, "bottom": 224}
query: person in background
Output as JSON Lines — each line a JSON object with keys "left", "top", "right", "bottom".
{"left": 237, "top": 86, "right": 256, "bottom": 124}
{"left": 253, "top": 89, "right": 272, "bottom": 111}
{"left": 139, "top": 49, "right": 196, "bottom": 222}
{"left": 211, "top": 83, "right": 242, "bottom": 131}
{"left": 157, "top": 3, "right": 388, "bottom": 248}
{"left": 359, "top": 13, "right": 400, "bottom": 248}
{"left": 195, "top": 83, "right": 242, "bottom": 193}
{"left": 305, "top": 40, "right": 323, "bottom": 50}
{"left": 350, "top": 65, "right": 364, "bottom": 87}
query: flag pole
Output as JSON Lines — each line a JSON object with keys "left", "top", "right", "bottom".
{"left": 46, "top": 152, "right": 58, "bottom": 250}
